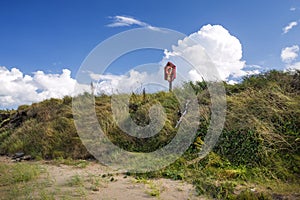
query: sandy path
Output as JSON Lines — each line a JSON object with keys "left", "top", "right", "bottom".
{"left": 43, "top": 161, "right": 200, "bottom": 200}
{"left": 0, "top": 156, "right": 203, "bottom": 200}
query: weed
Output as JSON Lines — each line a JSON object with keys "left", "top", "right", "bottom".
{"left": 39, "top": 190, "right": 56, "bottom": 200}
{"left": 134, "top": 177, "right": 149, "bottom": 184}
{"left": 145, "top": 181, "right": 163, "bottom": 197}
{"left": 66, "top": 174, "right": 84, "bottom": 187}
{"left": 52, "top": 157, "right": 89, "bottom": 168}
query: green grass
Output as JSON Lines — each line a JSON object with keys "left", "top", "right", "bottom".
{"left": 0, "top": 162, "right": 41, "bottom": 186}
{"left": 0, "top": 162, "right": 44, "bottom": 199}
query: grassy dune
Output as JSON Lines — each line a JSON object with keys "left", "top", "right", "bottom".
{"left": 0, "top": 70, "right": 299, "bottom": 199}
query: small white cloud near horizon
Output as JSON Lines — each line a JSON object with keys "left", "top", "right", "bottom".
{"left": 287, "top": 62, "right": 300, "bottom": 71}
{"left": 281, "top": 45, "right": 300, "bottom": 71}
{"left": 282, "top": 21, "right": 298, "bottom": 34}
{"left": 107, "top": 15, "right": 159, "bottom": 31}
{"left": 290, "top": 7, "right": 296, "bottom": 11}
{"left": 281, "top": 45, "right": 299, "bottom": 63}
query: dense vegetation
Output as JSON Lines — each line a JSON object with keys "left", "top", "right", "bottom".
{"left": 0, "top": 70, "right": 299, "bottom": 199}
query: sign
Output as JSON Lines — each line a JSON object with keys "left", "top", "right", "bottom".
{"left": 164, "top": 62, "right": 176, "bottom": 82}
{"left": 164, "top": 62, "right": 176, "bottom": 91}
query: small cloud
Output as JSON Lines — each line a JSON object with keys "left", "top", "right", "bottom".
{"left": 281, "top": 45, "right": 300, "bottom": 71}
{"left": 290, "top": 7, "right": 296, "bottom": 11}
{"left": 227, "top": 80, "right": 238, "bottom": 85}
{"left": 281, "top": 45, "right": 299, "bottom": 63}
{"left": 163, "top": 49, "right": 180, "bottom": 59}
{"left": 241, "top": 65, "right": 262, "bottom": 76}
{"left": 282, "top": 21, "right": 298, "bottom": 34}
{"left": 287, "top": 62, "right": 300, "bottom": 71}
{"left": 107, "top": 15, "right": 146, "bottom": 27}
{"left": 107, "top": 15, "right": 159, "bottom": 30}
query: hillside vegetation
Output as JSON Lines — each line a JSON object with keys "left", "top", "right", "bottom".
{"left": 0, "top": 70, "right": 299, "bottom": 199}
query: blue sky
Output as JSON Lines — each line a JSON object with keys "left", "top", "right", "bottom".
{"left": 1, "top": 0, "right": 300, "bottom": 108}
{"left": 1, "top": 0, "right": 300, "bottom": 74}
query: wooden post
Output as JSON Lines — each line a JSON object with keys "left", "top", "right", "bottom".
{"left": 143, "top": 88, "right": 146, "bottom": 101}
{"left": 90, "top": 82, "right": 95, "bottom": 96}
{"left": 169, "top": 80, "right": 172, "bottom": 92}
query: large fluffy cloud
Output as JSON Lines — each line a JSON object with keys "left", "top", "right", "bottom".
{"left": 0, "top": 67, "right": 78, "bottom": 108}
{"left": 163, "top": 24, "right": 253, "bottom": 81}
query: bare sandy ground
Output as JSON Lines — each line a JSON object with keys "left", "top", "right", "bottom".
{"left": 0, "top": 156, "right": 204, "bottom": 200}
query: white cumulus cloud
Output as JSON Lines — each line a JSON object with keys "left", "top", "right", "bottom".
{"left": 282, "top": 21, "right": 298, "bottom": 34}
{"left": 0, "top": 67, "right": 81, "bottom": 108}
{"left": 162, "top": 24, "right": 249, "bottom": 81}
